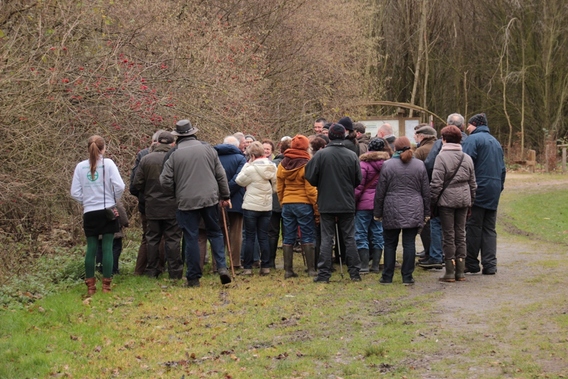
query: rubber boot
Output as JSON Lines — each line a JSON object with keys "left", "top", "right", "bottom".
{"left": 303, "top": 244, "right": 317, "bottom": 277}
{"left": 283, "top": 245, "right": 298, "bottom": 279}
{"left": 439, "top": 259, "right": 456, "bottom": 282}
{"left": 85, "top": 277, "right": 96, "bottom": 296}
{"left": 358, "top": 248, "right": 370, "bottom": 274}
{"left": 268, "top": 237, "right": 278, "bottom": 269}
{"left": 369, "top": 248, "right": 382, "bottom": 273}
{"left": 455, "top": 258, "right": 466, "bottom": 281}
{"left": 102, "top": 278, "right": 112, "bottom": 293}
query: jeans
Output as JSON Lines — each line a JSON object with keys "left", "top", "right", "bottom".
{"left": 243, "top": 209, "right": 271, "bottom": 269}
{"left": 176, "top": 205, "right": 227, "bottom": 281}
{"left": 429, "top": 216, "right": 443, "bottom": 262}
{"left": 466, "top": 205, "right": 498, "bottom": 271}
{"left": 354, "top": 210, "right": 384, "bottom": 250}
{"left": 317, "top": 213, "right": 361, "bottom": 280}
{"left": 382, "top": 227, "right": 418, "bottom": 282}
{"left": 282, "top": 203, "right": 316, "bottom": 245}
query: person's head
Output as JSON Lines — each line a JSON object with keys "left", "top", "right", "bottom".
{"left": 244, "top": 134, "right": 256, "bottom": 149}
{"left": 394, "top": 136, "right": 413, "bottom": 163}
{"left": 151, "top": 129, "right": 166, "bottom": 146}
{"left": 321, "top": 122, "right": 331, "bottom": 136}
{"left": 280, "top": 136, "right": 292, "bottom": 153}
{"left": 414, "top": 125, "right": 437, "bottom": 144}
{"left": 87, "top": 135, "right": 105, "bottom": 179}
{"left": 440, "top": 125, "right": 462, "bottom": 144}
{"left": 290, "top": 134, "right": 310, "bottom": 151}
{"left": 353, "top": 122, "right": 366, "bottom": 137}
{"left": 157, "top": 131, "right": 175, "bottom": 145}
{"left": 310, "top": 136, "right": 327, "bottom": 153}
{"left": 262, "top": 139, "right": 275, "bottom": 158}
{"left": 314, "top": 118, "right": 326, "bottom": 134}
{"left": 246, "top": 141, "right": 265, "bottom": 159}
{"left": 328, "top": 123, "right": 346, "bottom": 140}
{"left": 172, "top": 119, "right": 198, "bottom": 140}
{"left": 376, "top": 123, "right": 393, "bottom": 138}
{"left": 446, "top": 113, "right": 465, "bottom": 131}
{"left": 233, "top": 132, "right": 246, "bottom": 152}
{"left": 338, "top": 117, "right": 354, "bottom": 133}
{"left": 223, "top": 135, "right": 240, "bottom": 148}
{"left": 467, "top": 113, "right": 488, "bottom": 134}
{"left": 368, "top": 137, "right": 393, "bottom": 156}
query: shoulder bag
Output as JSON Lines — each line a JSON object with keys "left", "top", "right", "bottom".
{"left": 431, "top": 153, "right": 464, "bottom": 218}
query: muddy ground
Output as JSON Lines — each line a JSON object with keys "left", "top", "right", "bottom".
{"left": 411, "top": 173, "right": 568, "bottom": 378}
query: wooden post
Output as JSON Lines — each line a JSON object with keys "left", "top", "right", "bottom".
{"left": 559, "top": 144, "right": 568, "bottom": 172}
{"left": 527, "top": 150, "right": 536, "bottom": 173}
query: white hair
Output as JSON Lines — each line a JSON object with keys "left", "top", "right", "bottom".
{"left": 223, "top": 135, "right": 240, "bottom": 148}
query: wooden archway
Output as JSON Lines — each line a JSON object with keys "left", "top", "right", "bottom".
{"left": 351, "top": 101, "right": 446, "bottom": 125}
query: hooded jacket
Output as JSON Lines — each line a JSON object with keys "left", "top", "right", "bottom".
{"left": 373, "top": 155, "right": 430, "bottom": 229}
{"left": 462, "top": 125, "right": 506, "bottom": 210}
{"left": 430, "top": 143, "right": 477, "bottom": 209}
{"left": 214, "top": 143, "right": 246, "bottom": 214}
{"left": 277, "top": 152, "right": 318, "bottom": 207}
{"left": 132, "top": 143, "right": 177, "bottom": 219}
{"left": 236, "top": 158, "right": 277, "bottom": 211}
{"left": 160, "top": 138, "right": 229, "bottom": 211}
{"left": 354, "top": 151, "right": 390, "bottom": 210}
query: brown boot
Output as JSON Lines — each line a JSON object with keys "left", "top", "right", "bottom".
{"left": 102, "top": 278, "right": 112, "bottom": 293}
{"left": 85, "top": 277, "right": 96, "bottom": 296}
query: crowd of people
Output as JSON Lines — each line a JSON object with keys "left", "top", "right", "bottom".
{"left": 70, "top": 112, "right": 506, "bottom": 295}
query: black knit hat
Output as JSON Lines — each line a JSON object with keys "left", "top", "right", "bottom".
{"left": 328, "top": 123, "right": 346, "bottom": 140}
{"left": 338, "top": 117, "right": 354, "bottom": 131}
{"left": 468, "top": 113, "right": 488, "bottom": 127}
{"left": 368, "top": 137, "right": 386, "bottom": 152}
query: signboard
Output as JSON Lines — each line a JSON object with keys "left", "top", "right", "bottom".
{"left": 358, "top": 118, "right": 421, "bottom": 144}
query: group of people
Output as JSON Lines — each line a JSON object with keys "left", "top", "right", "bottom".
{"left": 70, "top": 111, "right": 506, "bottom": 295}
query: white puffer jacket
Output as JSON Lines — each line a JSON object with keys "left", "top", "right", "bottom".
{"left": 236, "top": 158, "right": 277, "bottom": 211}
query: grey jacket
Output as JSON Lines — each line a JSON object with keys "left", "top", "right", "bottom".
{"left": 160, "top": 138, "right": 229, "bottom": 211}
{"left": 374, "top": 156, "right": 430, "bottom": 229}
{"left": 430, "top": 143, "right": 477, "bottom": 209}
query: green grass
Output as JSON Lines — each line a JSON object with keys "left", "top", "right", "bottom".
{"left": 2, "top": 173, "right": 568, "bottom": 378}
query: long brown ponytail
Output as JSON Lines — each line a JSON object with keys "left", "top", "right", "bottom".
{"left": 87, "top": 135, "right": 105, "bottom": 179}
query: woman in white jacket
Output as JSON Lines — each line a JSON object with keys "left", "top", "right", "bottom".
{"left": 71, "top": 135, "right": 125, "bottom": 295}
{"left": 236, "top": 141, "right": 277, "bottom": 275}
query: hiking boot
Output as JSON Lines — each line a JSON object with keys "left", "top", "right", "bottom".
{"left": 379, "top": 277, "right": 392, "bottom": 285}
{"left": 186, "top": 278, "right": 200, "bottom": 287}
{"left": 351, "top": 275, "right": 362, "bottom": 282}
{"left": 403, "top": 278, "right": 415, "bottom": 286}
{"left": 240, "top": 269, "right": 253, "bottom": 276}
{"left": 416, "top": 250, "right": 426, "bottom": 258}
{"left": 218, "top": 268, "right": 232, "bottom": 284}
{"left": 418, "top": 258, "right": 443, "bottom": 269}
{"left": 102, "top": 278, "right": 112, "bottom": 293}
{"left": 259, "top": 268, "right": 270, "bottom": 276}
{"left": 464, "top": 266, "right": 481, "bottom": 274}
{"left": 482, "top": 267, "right": 497, "bottom": 275}
{"left": 313, "top": 276, "right": 329, "bottom": 283}
{"left": 417, "top": 255, "right": 431, "bottom": 264}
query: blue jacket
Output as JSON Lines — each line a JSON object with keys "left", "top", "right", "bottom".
{"left": 214, "top": 144, "right": 246, "bottom": 213}
{"left": 461, "top": 125, "right": 506, "bottom": 210}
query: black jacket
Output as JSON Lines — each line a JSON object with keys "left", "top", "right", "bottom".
{"left": 305, "top": 141, "right": 361, "bottom": 213}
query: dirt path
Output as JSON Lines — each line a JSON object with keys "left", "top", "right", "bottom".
{"left": 413, "top": 173, "right": 568, "bottom": 378}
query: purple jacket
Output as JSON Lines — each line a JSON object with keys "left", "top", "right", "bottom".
{"left": 354, "top": 151, "right": 390, "bottom": 210}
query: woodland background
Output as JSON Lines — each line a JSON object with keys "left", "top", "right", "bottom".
{"left": 1, "top": 0, "right": 568, "bottom": 280}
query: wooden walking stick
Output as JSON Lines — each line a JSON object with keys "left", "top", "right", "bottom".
{"left": 220, "top": 206, "right": 236, "bottom": 280}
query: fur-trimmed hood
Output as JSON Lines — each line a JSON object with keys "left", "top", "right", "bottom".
{"left": 359, "top": 151, "right": 390, "bottom": 162}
